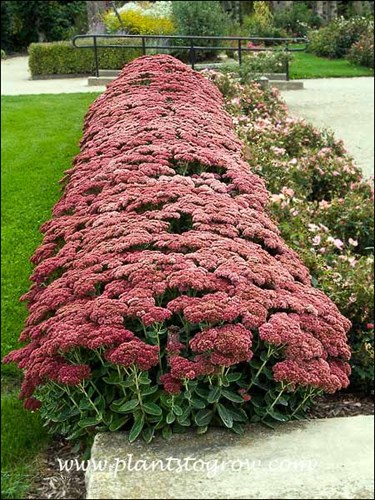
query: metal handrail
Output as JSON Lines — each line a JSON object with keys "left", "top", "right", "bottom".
{"left": 72, "top": 34, "right": 309, "bottom": 80}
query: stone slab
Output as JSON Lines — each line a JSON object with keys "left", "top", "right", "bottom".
{"left": 86, "top": 415, "right": 374, "bottom": 499}
{"left": 270, "top": 80, "right": 304, "bottom": 90}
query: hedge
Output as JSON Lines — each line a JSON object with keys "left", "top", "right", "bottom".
{"left": 4, "top": 55, "right": 351, "bottom": 442}
{"left": 28, "top": 40, "right": 142, "bottom": 77}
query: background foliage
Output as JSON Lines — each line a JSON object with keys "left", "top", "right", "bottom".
{"left": 1, "top": 0, "right": 87, "bottom": 53}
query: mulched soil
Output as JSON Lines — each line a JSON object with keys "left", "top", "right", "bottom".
{"left": 27, "top": 392, "right": 373, "bottom": 499}
{"left": 27, "top": 439, "right": 86, "bottom": 500}
{"left": 307, "top": 391, "right": 374, "bottom": 419}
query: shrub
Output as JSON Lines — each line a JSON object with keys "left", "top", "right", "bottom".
{"left": 103, "top": 1, "right": 175, "bottom": 35}
{"left": 308, "top": 16, "right": 373, "bottom": 59}
{"left": 243, "top": 17, "right": 288, "bottom": 42}
{"left": 347, "top": 30, "right": 374, "bottom": 68}
{"left": 243, "top": 1, "right": 288, "bottom": 42}
{"left": 237, "top": 50, "right": 293, "bottom": 79}
{"left": 273, "top": 2, "right": 323, "bottom": 38}
{"left": 171, "top": 1, "right": 231, "bottom": 61}
{"left": 3, "top": 55, "right": 352, "bottom": 443}
{"left": 28, "top": 40, "right": 142, "bottom": 77}
{"left": 202, "top": 71, "right": 374, "bottom": 392}
{"left": 1, "top": 49, "right": 6, "bottom": 59}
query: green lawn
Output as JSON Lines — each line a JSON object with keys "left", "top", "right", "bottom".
{"left": 1, "top": 92, "right": 99, "bottom": 499}
{"left": 290, "top": 50, "right": 374, "bottom": 79}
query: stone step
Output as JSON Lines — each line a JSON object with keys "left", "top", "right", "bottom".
{"left": 97, "top": 68, "right": 288, "bottom": 80}
{"left": 88, "top": 74, "right": 299, "bottom": 89}
{"left": 86, "top": 415, "right": 374, "bottom": 499}
{"left": 270, "top": 80, "right": 304, "bottom": 90}
{"left": 88, "top": 76, "right": 115, "bottom": 86}
{"left": 99, "top": 69, "right": 120, "bottom": 77}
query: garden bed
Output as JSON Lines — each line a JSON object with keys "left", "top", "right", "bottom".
{"left": 2, "top": 57, "right": 373, "bottom": 499}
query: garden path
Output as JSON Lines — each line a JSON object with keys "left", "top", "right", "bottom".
{"left": 1, "top": 55, "right": 106, "bottom": 95}
{"left": 280, "top": 77, "right": 374, "bottom": 178}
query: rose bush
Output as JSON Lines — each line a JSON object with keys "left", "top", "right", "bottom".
{"left": 347, "top": 30, "right": 374, "bottom": 68}
{"left": 204, "top": 70, "right": 374, "bottom": 392}
{"left": 4, "top": 55, "right": 352, "bottom": 442}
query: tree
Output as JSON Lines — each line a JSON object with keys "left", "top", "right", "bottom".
{"left": 1, "top": 1, "right": 87, "bottom": 52}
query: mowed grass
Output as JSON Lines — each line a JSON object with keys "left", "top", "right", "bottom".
{"left": 290, "top": 49, "right": 374, "bottom": 79}
{"left": 1, "top": 92, "right": 100, "bottom": 499}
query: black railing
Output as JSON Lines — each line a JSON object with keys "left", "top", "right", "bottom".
{"left": 72, "top": 34, "right": 308, "bottom": 81}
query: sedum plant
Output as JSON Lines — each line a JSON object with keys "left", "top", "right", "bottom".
{"left": 202, "top": 70, "right": 373, "bottom": 393}
{"left": 4, "top": 55, "right": 351, "bottom": 443}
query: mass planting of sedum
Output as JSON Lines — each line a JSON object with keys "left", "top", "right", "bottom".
{"left": 4, "top": 55, "right": 351, "bottom": 442}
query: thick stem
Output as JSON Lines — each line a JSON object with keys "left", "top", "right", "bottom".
{"left": 291, "top": 387, "right": 314, "bottom": 417}
{"left": 247, "top": 344, "right": 275, "bottom": 391}
{"left": 263, "top": 382, "right": 291, "bottom": 420}
{"left": 131, "top": 366, "right": 145, "bottom": 415}
{"left": 79, "top": 382, "right": 101, "bottom": 416}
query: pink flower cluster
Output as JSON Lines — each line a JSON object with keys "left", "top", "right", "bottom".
{"left": 3, "top": 55, "right": 351, "bottom": 406}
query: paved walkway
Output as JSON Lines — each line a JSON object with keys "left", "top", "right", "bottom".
{"left": 280, "top": 77, "right": 374, "bottom": 177}
{"left": 2, "top": 57, "right": 373, "bottom": 177}
{"left": 1, "top": 55, "right": 106, "bottom": 94}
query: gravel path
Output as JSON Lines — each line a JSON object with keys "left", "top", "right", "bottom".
{"left": 280, "top": 77, "right": 374, "bottom": 177}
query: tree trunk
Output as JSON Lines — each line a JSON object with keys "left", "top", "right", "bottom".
{"left": 315, "top": 1, "right": 324, "bottom": 19}
{"left": 328, "top": 0, "right": 338, "bottom": 20}
{"left": 86, "top": 1, "right": 111, "bottom": 33}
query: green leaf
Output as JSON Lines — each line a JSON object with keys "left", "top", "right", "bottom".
{"left": 67, "top": 427, "right": 87, "bottom": 440}
{"left": 311, "top": 276, "right": 319, "bottom": 288}
{"left": 227, "top": 406, "right": 248, "bottom": 423}
{"left": 231, "top": 422, "right": 245, "bottom": 435}
{"left": 79, "top": 399, "right": 93, "bottom": 411}
{"left": 249, "top": 359, "right": 262, "bottom": 369}
{"left": 166, "top": 411, "right": 176, "bottom": 424}
{"left": 177, "top": 407, "right": 190, "bottom": 424}
{"left": 195, "top": 409, "right": 213, "bottom": 427}
{"left": 103, "top": 373, "right": 121, "bottom": 385}
{"left": 172, "top": 405, "right": 183, "bottom": 416}
{"left": 142, "top": 426, "right": 155, "bottom": 443}
{"left": 94, "top": 395, "right": 106, "bottom": 413}
{"left": 278, "top": 396, "right": 289, "bottom": 406}
{"left": 177, "top": 418, "right": 191, "bottom": 427}
{"left": 109, "top": 415, "right": 129, "bottom": 431}
{"left": 138, "top": 374, "right": 151, "bottom": 385}
{"left": 78, "top": 415, "right": 102, "bottom": 428}
{"left": 260, "top": 351, "right": 269, "bottom": 362}
{"left": 143, "top": 402, "right": 162, "bottom": 416}
{"left": 253, "top": 379, "right": 269, "bottom": 391}
{"left": 266, "top": 409, "right": 289, "bottom": 422}
{"left": 191, "top": 397, "right": 206, "bottom": 409}
{"left": 194, "top": 387, "right": 210, "bottom": 399}
{"left": 226, "top": 372, "right": 242, "bottom": 383}
{"left": 129, "top": 413, "right": 145, "bottom": 442}
{"left": 141, "top": 385, "right": 159, "bottom": 396}
{"left": 250, "top": 415, "right": 261, "bottom": 423}
{"left": 207, "top": 386, "right": 221, "bottom": 404}
{"left": 117, "top": 399, "right": 139, "bottom": 413}
{"left": 222, "top": 389, "right": 244, "bottom": 403}
{"left": 217, "top": 403, "right": 233, "bottom": 428}
{"left": 162, "top": 426, "right": 173, "bottom": 440}
{"left": 263, "top": 367, "right": 274, "bottom": 381}
{"left": 196, "top": 425, "right": 208, "bottom": 435}
{"left": 121, "top": 378, "right": 135, "bottom": 388}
